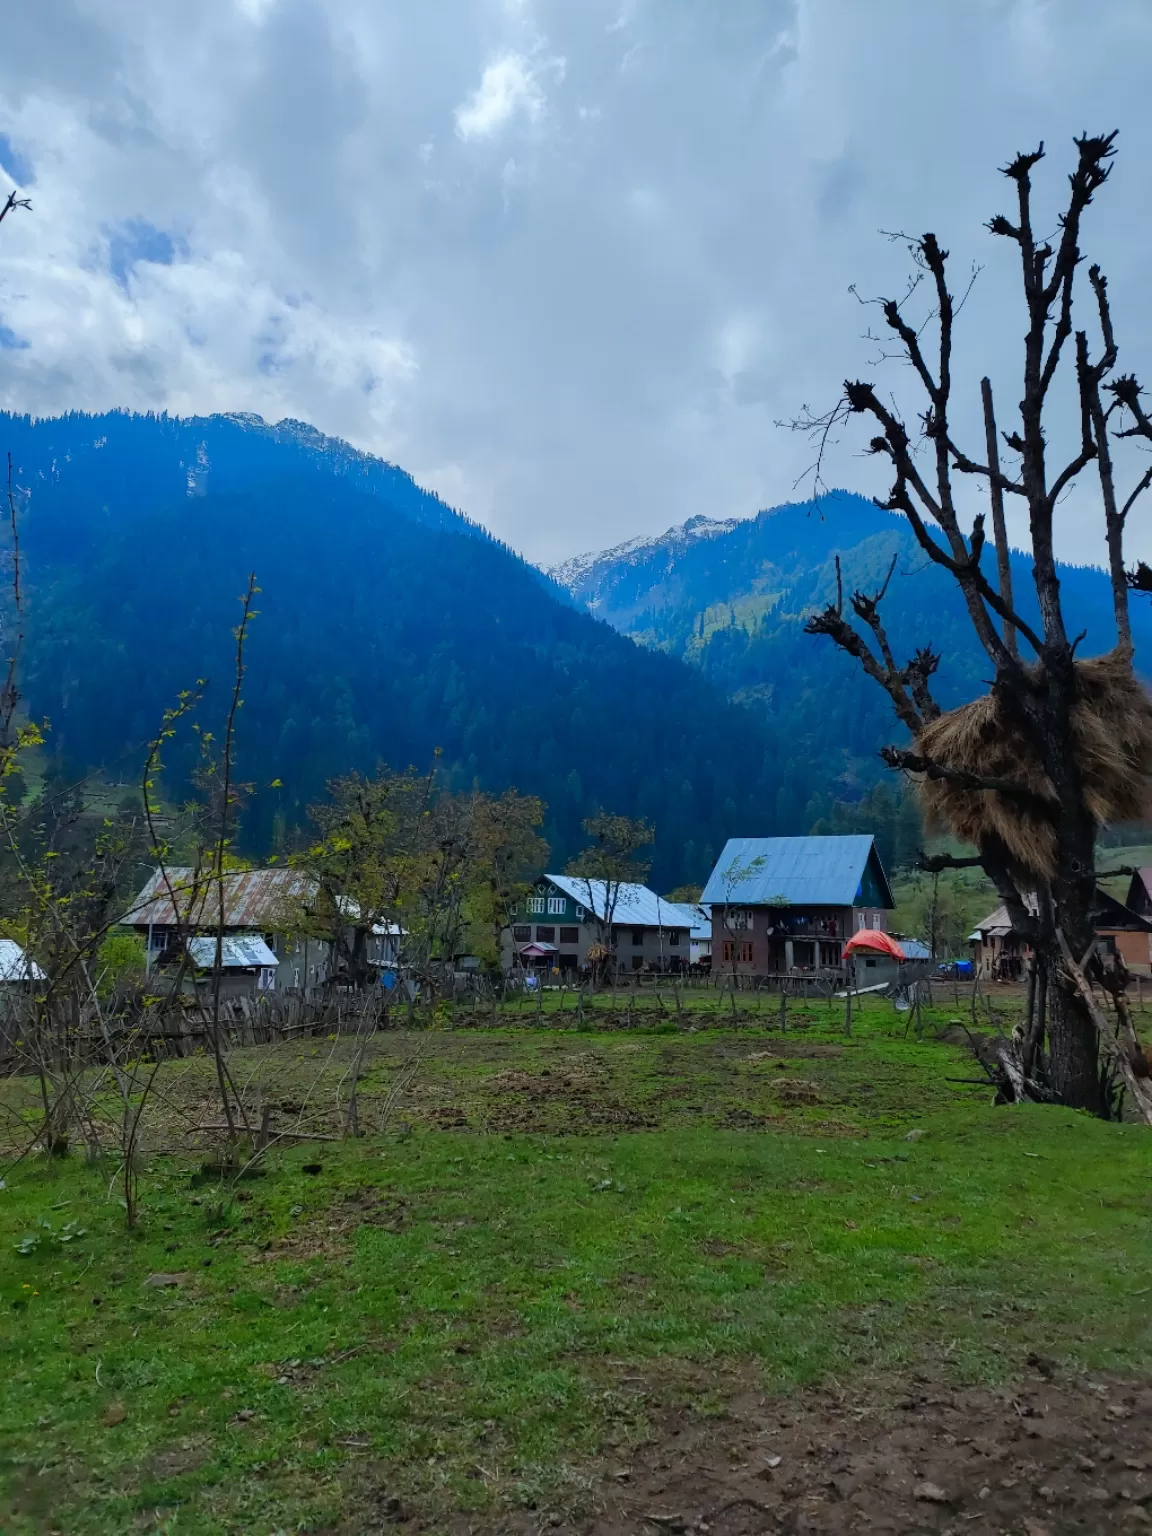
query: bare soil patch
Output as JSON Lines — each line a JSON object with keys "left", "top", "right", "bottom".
{"left": 493, "top": 1363, "right": 1152, "bottom": 1535}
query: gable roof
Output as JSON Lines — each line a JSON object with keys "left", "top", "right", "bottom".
{"left": 700, "top": 836, "right": 893, "bottom": 909}
{"left": 545, "top": 875, "right": 692, "bottom": 929}
{"left": 970, "top": 887, "right": 1152, "bottom": 941}
{"left": 124, "top": 866, "right": 314, "bottom": 929}
{"left": 1125, "top": 868, "right": 1152, "bottom": 909}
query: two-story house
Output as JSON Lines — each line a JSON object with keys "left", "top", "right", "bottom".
{"left": 701, "top": 835, "right": 894, "bottom": 976}
{"left": 123, "top": 866, "right": 400, "bottom": 995}
{"left": 502, "top": 874, "right": 695, "bottom": 975}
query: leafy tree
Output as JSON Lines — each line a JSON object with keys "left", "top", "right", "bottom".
{"left": 565, "top": 813, "right": 654, "bottom": 969}
{"left": 95, "top": 931, "right": 147, "bottom": 998}
{"left": 464, "top": 790, "right": 549, "bottom": 969}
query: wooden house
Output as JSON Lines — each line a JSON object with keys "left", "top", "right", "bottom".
{"left": 969, "top": 886, "right": 1152, "bottom": 979}
{"left": 123, "top": 867, "right": 399, "bottom": 995}
{"left": 701, "top": 835, "right": 893, "bottom": 976}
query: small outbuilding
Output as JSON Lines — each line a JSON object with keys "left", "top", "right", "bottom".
{"left": 0, "top": 939, "right": 44, "bottom": 985}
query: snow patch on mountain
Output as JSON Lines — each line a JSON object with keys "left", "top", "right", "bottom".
{"left": 549, "top": 513, "right": 743, "bottom": 596}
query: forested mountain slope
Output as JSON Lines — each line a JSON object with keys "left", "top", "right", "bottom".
{"left": 2, "top": 411, "right": 806, "bottom": 889}
{"left": 550, "top": 490, "right": 1152, "bottom": 821}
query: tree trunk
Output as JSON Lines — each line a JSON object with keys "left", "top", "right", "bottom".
{"left": 1042, "top": 952, "right": 1104, "bottom": 1113}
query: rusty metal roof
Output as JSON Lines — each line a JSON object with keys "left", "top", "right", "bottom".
{"left": 123, "top": 866, "right": 315, "bottom": 929}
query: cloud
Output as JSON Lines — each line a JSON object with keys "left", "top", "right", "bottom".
{"left": 0, "top": 0, "right": 1150, "bottom": 574}
{"left": 454, "top": 52, "right": 555, "bottom": 141}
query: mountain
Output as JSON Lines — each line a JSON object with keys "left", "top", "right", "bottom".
{"left": 0, "top": 410, "right": 807, "bottom": 889}
{"left": 549, "top": 490, "right": 1152, "bottom": 829}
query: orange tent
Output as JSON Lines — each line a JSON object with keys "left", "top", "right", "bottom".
{"left": 843, "top": 929, "right": 906, "bottom": 961}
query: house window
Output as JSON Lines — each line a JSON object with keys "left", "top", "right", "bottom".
{"left": 668, "top": 931, "right": 680, "bottom": 945}
{"left": 527, "top": 897, "right": 546, "bottom": 914}
{"left": 740, "top": 941, "right": 754, "bottom": 964}
{"left": 631, "top": 955, "right": 643, "bottom": 971}
{"left": 722, "top": 941, "right": 733, "bottom": 962}
{"left": 536, "top": 926, "right": 555, "bottom": 943}
{"left": 559, "top": 927, "right": 579, "bottom": 944}
{"left": 856, "top": 911, "right": 866, "bottom": 931}
{"left": 547, "top": 896, "right": 566, "bottom": 915}
{"left": 632, "top": 929, "right": 645, "bottom": 947}
{"left": 575, "top": 904, "right": 586, "bottom": 919}
{"left": 513, "top": 926, "right": 531, "bottom": 942}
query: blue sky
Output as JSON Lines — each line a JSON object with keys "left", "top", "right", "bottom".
{"left": 1, "top": 0, "right": 1151, "bottom": 566}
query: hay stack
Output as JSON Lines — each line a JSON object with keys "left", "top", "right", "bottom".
{"left": 916, "top": 648, "right": 1152, "bottom": 879}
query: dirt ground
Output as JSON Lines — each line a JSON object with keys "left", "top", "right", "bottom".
{"left": 484, "top": 1363, "right": 1152, "bottom": 1536}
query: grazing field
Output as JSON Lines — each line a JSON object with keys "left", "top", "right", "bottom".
{"left": 3, "top": 996, "right": 1152, "bottom": 1534}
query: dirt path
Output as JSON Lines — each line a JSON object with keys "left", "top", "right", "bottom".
{"left": 495, "top": 1363, "right": 1152, "bottom": 1535}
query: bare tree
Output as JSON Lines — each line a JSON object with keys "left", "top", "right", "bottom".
{"left": 790, "top": 133, "right": 1152, "bottom": 1115}
{"left": 713, "top": 852, "right": 768, "bottom": 1017}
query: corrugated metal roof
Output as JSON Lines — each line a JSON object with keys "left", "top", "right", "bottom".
{"left": 0, "top": 939, "right": 44, "bottom": 982}
{"left": 700, "top": 836, "right": 893, "bottom": 909}
{"left": 124, "top": 867, "right": 315, "bottom": 929}
{"left": 676, "top": 901, "right": 711, "bottom": 940}
{"left": 899, "top": 937, "right": 933, "bottom": 961}
{"left": 187, "top": 935, "right": 279, "bottom": 969}
{"left": 970, "top": 896, "right": 1039, "bottom": 939}
{"left": 546, "top": 875, "right": 693, "bottom": 929}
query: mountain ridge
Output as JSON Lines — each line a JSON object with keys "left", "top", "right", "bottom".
{"left": 544, "top": 489, "right": 1152, "bottom": 825}
{"left": 0, "top": 410, "right": 806, "bottom": 889}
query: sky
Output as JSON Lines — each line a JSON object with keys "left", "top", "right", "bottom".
{"left": 1, "top": 0, "right": 1152, "bottom": 566}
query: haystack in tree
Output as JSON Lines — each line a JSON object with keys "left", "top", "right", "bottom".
{"left": 794, "top": 132, "right": 1152, "bottom": 1117}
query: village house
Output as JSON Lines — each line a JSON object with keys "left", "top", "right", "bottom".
{"left": 502, "top": 874, "right": 695, "bottom": 975}
{"left": 685, "top": 903, "right": 712, "bottom": 970}
{"left": 700, "top": 835, "right": 894, "bottom": 977}
{"left": 969, "top": 885, "right": 1152, "bottom": 980}
{"left": 122, "top": 866, "right": 400, "bottom": 996}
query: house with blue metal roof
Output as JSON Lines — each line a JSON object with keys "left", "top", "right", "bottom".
{"left": 701, "top": 835, "right": 894, "bottom": 976}
{"left": 502, "top": 874, "right": 695, "bottom": 975}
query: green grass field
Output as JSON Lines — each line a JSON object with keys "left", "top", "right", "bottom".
{"left": 3, "top": 995, "right": 1152, "bottom": 1533}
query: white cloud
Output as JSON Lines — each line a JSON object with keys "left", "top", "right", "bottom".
{"left": 0, "top": 0, "right": 1151, "bottom": 568}
{"left": 454, "top": 53, "right": 548, "bottom": 141}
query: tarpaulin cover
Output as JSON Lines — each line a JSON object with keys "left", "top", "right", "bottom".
{"left": 843, "top": 929, "right": 906, "bottom": 960}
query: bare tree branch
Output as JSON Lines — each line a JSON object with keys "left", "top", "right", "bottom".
{"left": 880, "top": 743, "right": 1055, "bottom": 810}
{"left": 981, "top": 376, "right": 1018, "bottom": 658}
{"left": 0, "top": 190, "right": 31, "bottom": 226}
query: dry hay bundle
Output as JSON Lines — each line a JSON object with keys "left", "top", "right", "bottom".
{"left": 916, "top": 648, "right": 1152, "bottom": 879}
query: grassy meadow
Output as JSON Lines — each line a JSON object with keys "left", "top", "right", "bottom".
{"left": 2, "top": 992, "right": 1152, "bottom": 1533}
